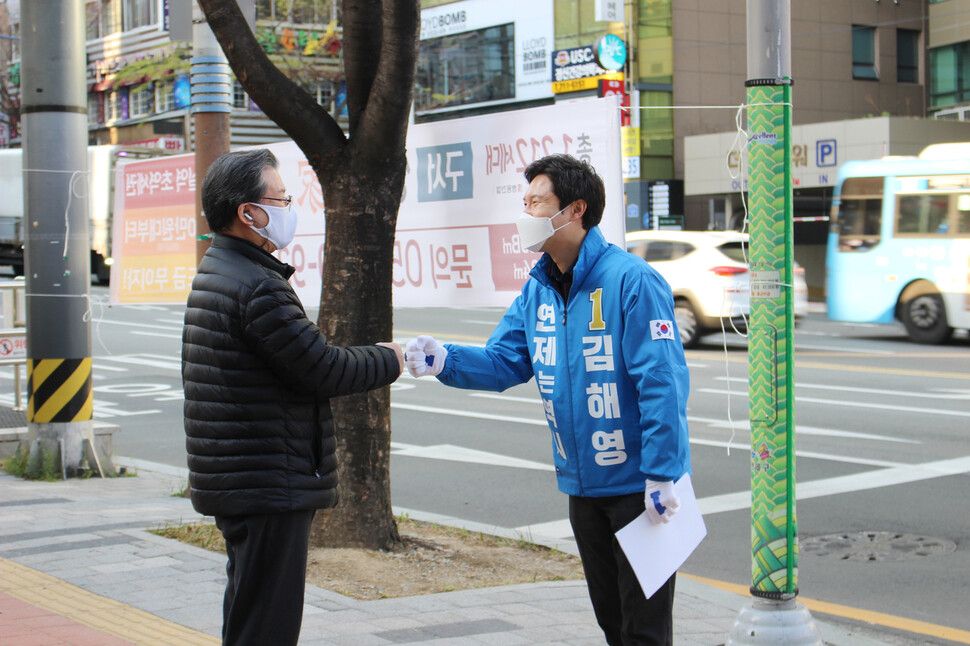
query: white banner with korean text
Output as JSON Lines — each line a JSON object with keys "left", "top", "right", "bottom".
{"left": 109, "top": 96, "right": 624, "bottom": 306}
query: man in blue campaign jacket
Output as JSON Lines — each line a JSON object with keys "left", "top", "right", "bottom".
{"left": 406, "top": 154, "right": 691, "bottom": 646}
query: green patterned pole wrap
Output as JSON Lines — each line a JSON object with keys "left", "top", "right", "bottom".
{"left": 746, "top": 81, "right": 797, "bottom": 599}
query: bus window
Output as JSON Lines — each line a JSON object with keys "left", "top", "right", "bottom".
{"left": 957, "top": 194, "right": 970, "bottom": 234}
{"left": 896, "top": 194, "right": 949, "bottom": 235}
{"left": 834, "top": 176, "right": 883, "bottom": 251}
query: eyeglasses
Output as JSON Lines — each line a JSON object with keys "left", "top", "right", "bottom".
{"left": 260, "top": 195, "right": 292, "bottom": 207}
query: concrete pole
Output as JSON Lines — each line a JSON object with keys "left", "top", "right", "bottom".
{"left": 727, "top": 2, "right": 820, "bottom": 642}
{"left": 20, "top": 0, "right": 97, "bottom": 477}
{"left": 192, "top": 1, "right": 232, "bottom": 264}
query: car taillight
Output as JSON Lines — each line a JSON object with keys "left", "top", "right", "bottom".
{"left": 710, "top": 266, "right": 748, "bottom": 276}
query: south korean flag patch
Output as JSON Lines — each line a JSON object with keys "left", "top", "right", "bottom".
{"left": 650, "top": 319, "right": 675, "bottom": 341}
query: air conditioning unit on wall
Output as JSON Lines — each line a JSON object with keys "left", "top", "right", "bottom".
{"left": 932, "top": 107, "right": 970, "bottom": 121}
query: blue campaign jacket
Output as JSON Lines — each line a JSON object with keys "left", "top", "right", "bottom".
{"left": 438, "top": 226, "right": 691, "bottom": 497}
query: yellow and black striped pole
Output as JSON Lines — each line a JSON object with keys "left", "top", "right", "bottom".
{"left": 22, "top": 0, "right": 96, "bottom": 478}
{"left": 27, "top": 358, "right": 93, "bottom": 424}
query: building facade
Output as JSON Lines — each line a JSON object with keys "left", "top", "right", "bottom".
{"left": 1, "top": 0, "right": 347, "bottom": 151}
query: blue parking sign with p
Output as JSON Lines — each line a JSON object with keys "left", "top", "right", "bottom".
{"left": 817, "top": 139, "right": 836, "bottom": 167}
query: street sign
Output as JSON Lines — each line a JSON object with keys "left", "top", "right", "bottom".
{"left": 595, "top": 0, "right": 623, "bottom": 22}
{"left": 656, "top": 215, "right": 684, "bottom": 231}
{"left": 0, "top": 329, "right": 26, "bottom": 362}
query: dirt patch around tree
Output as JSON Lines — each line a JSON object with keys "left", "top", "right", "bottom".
{"left": 153, "top": 517, "right": 585, "bottom": 601}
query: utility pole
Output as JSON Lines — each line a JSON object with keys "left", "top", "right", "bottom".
{"left": 21, "top": 0, "right": 103, "bottom": 477}
{"left": 726, "top": 1, "right": 821, "bottom": 644}
{"left": 191, "top": 0, "right": 232, "bottom": 263}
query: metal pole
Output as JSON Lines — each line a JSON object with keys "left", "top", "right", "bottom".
{"left": 727, "top": 1, "right": 821, "bottom": 643}
{"left": 21, "top": 0, "right": 96, "bottom": 477}
{"left": 192, "top": 0, "right": 232, "bottom": 264}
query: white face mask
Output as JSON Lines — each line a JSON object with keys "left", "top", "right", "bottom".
{"left": 515, "top": 203, "right": 573, "bottom": 253}
{"left": 248, "top": 201, "right": 298, "bottom": 250}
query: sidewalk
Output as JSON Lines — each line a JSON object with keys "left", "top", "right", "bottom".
{"left": 0, "top": 460, "right": 894, "bottom": 646}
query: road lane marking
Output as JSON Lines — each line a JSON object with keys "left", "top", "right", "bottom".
{"left": 395, "top": 329, "right": 490, "bottom": 344}
{"left": 682, "top": 573, "right": 970, "bottom": 645}
{"left": 687, "top": 415, "right": 920, "bottom": 444}
{"left": 392, "top": 402, "right": 548, "bottom": 426}
{"left": 459, "top": 399, "right": 921, "bottom": 445}
{"left": 470, "top": 393, "right": 542, "bottom": 405}
{"left": 98, "top": 354, "right": 181, "bottom": 371}
{"left": 689, "top": 353, "right": 970, "bottom": 380}
{"left": 391, "top": 406, "right": 906, "bottom": 468}
{"left": 688, "top": 438, "right": 904, "bottom": 468}
{"left": 94, "top": 364, "right": 128, "bottom": 372}
{"left": 715, "top": 376, "right": 970, "bottom": 400}
{"left": 510, "top": 455, "right": 970, "bottom": 533}
{"left": 698, "top": 455, "right": 970, "bottom": 515}
{"left": 92, "top": 319, "right": 182, "bottom": 331}
{"left": 391, "top": 442, "right": 552, "bottom": 471}
{"left": 131, "top": 331, "right": 182, "bottom": 340}
{"left": 795, "top": 343, "right": 896, "bottom": 354}
{"left": 698, "top": 388, "right": 970, "bottom": 417}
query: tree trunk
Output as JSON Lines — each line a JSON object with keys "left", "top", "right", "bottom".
{"left": 311, "top": 161, "right": 405, "bottom": 550}
{"left": 197, "top": 0, "right": 420, "bottom": 550}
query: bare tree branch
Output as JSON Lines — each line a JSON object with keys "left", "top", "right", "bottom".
{"left": 197, "top": 0, "right": 347, "bottom": 171}
{"left": 353, "top": 0, "right": 420, "bottom": 166}
{"left": 341, "top": 0, "right": 382, "bottom": 137}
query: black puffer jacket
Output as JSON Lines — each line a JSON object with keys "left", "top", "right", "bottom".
{"left": 182, "top": 234, "right": 400, "bottom": 517}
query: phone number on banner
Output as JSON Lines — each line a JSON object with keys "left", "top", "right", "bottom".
{"left": 485, "top": 131, "right": 597, "bottom": 176}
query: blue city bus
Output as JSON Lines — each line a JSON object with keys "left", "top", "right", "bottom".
{"left": 826, "top": 144, "right": 970, "bottom": 344}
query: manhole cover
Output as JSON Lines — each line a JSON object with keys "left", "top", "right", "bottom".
{"left": 802, "top": 531, "right": 955, "bottom": 562}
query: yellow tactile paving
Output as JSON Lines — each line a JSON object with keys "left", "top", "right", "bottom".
{"left": 0, "top": 557, "right": 220, "bottom": 645}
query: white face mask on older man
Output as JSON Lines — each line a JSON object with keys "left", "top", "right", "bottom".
{"left": 247, "top": 201, "right": 299, "bottom": 250}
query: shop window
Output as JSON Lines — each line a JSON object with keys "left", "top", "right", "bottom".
{"left": 129, "top": 86, "right": 152, "bottom": 117}
{"left": 107, "top": 89, "right": 128, "bottom": 122}
{"left": 155, "top": 82, "right": 175, "bottom": 113}
{"left": 124, "top": 0, "right": 156, "bottom": 30}
{"left": 88, "top": 94, "right": 102, "bottom": 126}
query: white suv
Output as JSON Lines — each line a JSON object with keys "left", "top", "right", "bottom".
{"left": 625, "top": 230, "right": 808, "bottom": 348}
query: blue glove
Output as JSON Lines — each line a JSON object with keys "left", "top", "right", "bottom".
{"left": 405, "top": 335, "right": 448, "bottom": 377}
{"left": 644, "top": 479, "right": 680, "bottom": 524}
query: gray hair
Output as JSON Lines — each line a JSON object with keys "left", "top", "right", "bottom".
{"left": 201, "top": 149, "right": 278, "bottom": 232}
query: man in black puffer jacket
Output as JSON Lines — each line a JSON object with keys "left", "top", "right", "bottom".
{"left": 182, "top": 149, "right": 404, "bottom": 646}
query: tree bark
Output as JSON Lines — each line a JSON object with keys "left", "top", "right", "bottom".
{"left": 197, "top": 0, "right": 420, "bottom": 550}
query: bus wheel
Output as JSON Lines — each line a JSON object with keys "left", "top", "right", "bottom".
{"left": 675, "top": 300, "right": 702, "bottom": 348}
{"left": 900, "top": 287, "right": 952, "bottom": 344}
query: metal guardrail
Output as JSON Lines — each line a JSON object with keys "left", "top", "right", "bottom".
{"left": 0, "top": 279, "right": 26, "bottom": 410}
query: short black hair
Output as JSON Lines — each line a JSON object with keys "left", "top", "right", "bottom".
{"left": 524, "top": 154, "right": 605, "bottom": 229}
{"left": 200, "top": 149, "right": 278, "bottom": 232}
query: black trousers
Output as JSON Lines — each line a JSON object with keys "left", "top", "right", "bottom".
{"left": 214, "top": 509, "right": 316, "bottom": 646}
{"left": 569, "top": 493, "right": 676, "bottom": 646}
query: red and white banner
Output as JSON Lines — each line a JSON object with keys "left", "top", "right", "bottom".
{"left": 110, "top": 96, "right": 624, "bottom": 306}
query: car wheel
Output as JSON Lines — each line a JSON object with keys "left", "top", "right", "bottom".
{"left": 900, "top": 288, "right": 952, "bottom": 345}
{"left": 674, "top": 300, "right": 702, "bottom": 348}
